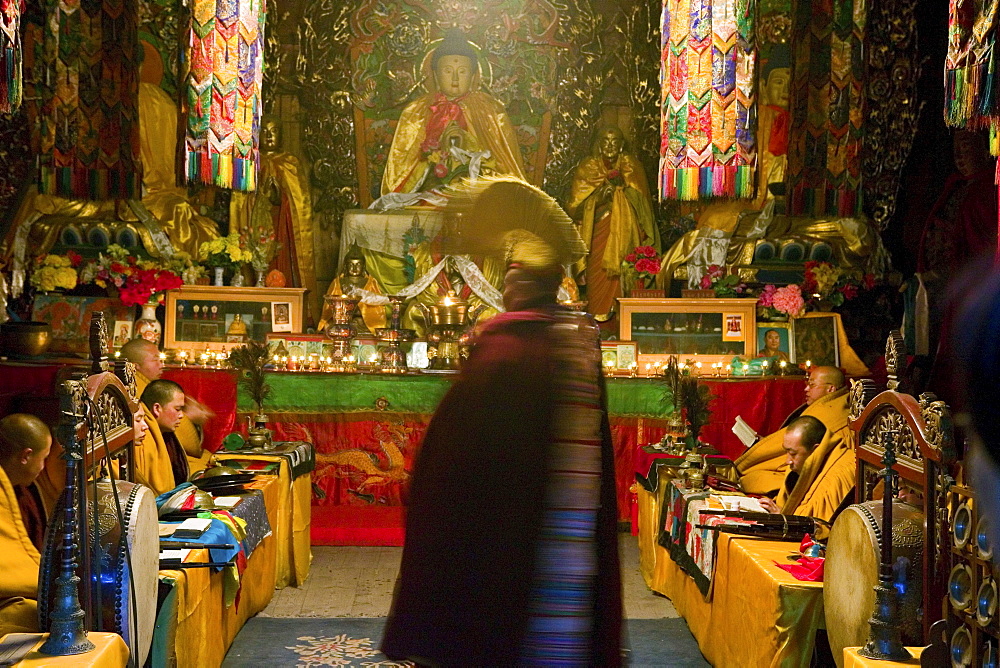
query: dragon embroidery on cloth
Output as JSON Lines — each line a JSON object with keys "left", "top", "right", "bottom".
{"left": 315, "top": 421, "right": 412, "bottom": 496}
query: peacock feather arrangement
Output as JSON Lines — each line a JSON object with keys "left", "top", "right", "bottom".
{"left": 228, "top": 341, "right": 272, "bottom": 415}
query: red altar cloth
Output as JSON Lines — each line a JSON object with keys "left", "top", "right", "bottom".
{"left": 0, "top": 363, "right": 65, "bottom": 418}
{"left": 161, "top": 367, "right": 238, "bottom": 453}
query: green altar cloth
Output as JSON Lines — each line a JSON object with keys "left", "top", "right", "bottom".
{"left": 237, "top": 372, "right": 673, "bottom": 418}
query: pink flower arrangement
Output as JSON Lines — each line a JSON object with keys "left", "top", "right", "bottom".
{"left": 771, "top": 284, "right": 806, "bottom": 317}
{"left": 623, "top": 245, "right": 660, "bottom": 278}
{"left": 757, "top": 283, "right": 777, "bottom": 308}
{"left": 699, "top": 265, "right": 725, "bottom": 290}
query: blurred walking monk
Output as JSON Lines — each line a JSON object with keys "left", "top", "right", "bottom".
{"left": 381, "top": 178, "right": 623, "bottom": 666}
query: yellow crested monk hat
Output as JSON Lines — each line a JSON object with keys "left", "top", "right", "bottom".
{"left": 442, "top": 176, "right": 588, "bottom": 274}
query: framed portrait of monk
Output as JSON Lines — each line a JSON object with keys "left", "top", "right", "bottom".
{"left": 791, "top": 313, "right": 839, "bottom": 368}
{"left": 618, "top": 298, "right": 757, "bottom": 367}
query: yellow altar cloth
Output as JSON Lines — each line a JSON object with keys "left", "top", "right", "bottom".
{"left": 637, "top": 476, "right": 824, "bottom": 667}
{"left": 843, "top": 647, "right": 923, "bottom": 666}
{"left": 1, "top": 632, "right": 129, "bottom": 667}
{"left": 157, "top": 476, "right": 279, "bottom": 668}
{"left": 214, "top": 451, "right": 313, "bottom": 588}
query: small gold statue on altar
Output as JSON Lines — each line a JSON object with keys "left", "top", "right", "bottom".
{"left": 317, "top": 243, "right": 387, "bottom": 334}
{"left": 380, "top": 30, "right": 526, "bottom": 196}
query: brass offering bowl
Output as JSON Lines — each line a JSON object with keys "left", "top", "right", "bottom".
{"left": 0, "top": 321, "right": 52, "bottom": 357}
{"left": 323, "top": 294, "right": 360, "bottom": 325}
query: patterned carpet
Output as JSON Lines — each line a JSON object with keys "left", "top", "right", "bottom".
{"left": 222, "top": 617, "right": 709, "bottom": 667}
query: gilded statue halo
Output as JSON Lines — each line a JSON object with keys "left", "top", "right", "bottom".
{"left": 418, "top": 36, "right": 493, "bottom": 93}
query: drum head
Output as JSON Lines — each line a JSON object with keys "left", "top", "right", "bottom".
{"left": 825, "top": 505, "right": 880, "bottom": 668}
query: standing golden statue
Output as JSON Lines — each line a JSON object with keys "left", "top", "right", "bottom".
{"left": 568, "top": 126, "right": 659, "bottom": 317}
{"left": 381, "top": 30, "right": 526, "bottom": 196}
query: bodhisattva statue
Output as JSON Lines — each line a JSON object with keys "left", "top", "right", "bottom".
{"left": 317, "top": 243, "right": 387, "bottom": 334}
{"left": 567, "top": 125, "right": 659, "bottom": 318}
{"left": 229, "top": 118, "right": 317, "bottom": 304}
{"left": 381, "top": 30, "right": 526, "bottom": 197}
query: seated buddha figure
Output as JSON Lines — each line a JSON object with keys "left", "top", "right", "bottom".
{"left": 568, "top": 125, "right": 659, "bottom": 318}
{"left": 380, "top": 30, "right": 526, "bottom": 198}
{"left": 318, "top": 243, "right": 387, "bottom": 334}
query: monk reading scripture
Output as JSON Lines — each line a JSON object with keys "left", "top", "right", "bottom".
{"left": 0, "top": 414, "right": 53, "bottom": 636}
{"left": 137, "top": 379, "right": 195, "bottom": 494}
{"left": 735, "top": 365, "right": 850, "bottom": 496}
{"left": 758, "top": 416, "right": 856, "bottom": 531}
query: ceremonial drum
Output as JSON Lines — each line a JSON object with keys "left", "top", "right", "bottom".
{"left": 823, "top": 500, "right": 925, "bottom": 668}
{"left": 39, "top": 480, "right": 159, "bottom": 666}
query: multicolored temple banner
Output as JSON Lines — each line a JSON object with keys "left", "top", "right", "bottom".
{"left": 659, "top": 0, "right": 757, "bottom": 201}
{"left": 784, "top": 0, "right": 865, "bottom": 218}
{"left": 945, "top": 0, "right": 999, "bottom": 129}
{"left": 31, "top": 0, "right": 142, "bottom": 200}
{"left": 0, "top": 0, "right": 23, "bottom": 113}
{"left": 182, "top": 0, "right": 265, "bottom": 191}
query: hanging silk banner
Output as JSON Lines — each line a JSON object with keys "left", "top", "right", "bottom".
{"left": 0, "top": 0, "right": 23, "bottom": 113}
{"left": 32, "top": 0, "right": 142, "bottom": 200}
{"left": 183, "top": 0, "right": 265, "bottom": 192}
{"left": 784, "top": 0, "right": 865, "bottom": 218}
{"left": 945, "top": 0, "right": 1000, "bottom": 129}
{"left": 659, "top": 0, "right": 757, "bottom": 201}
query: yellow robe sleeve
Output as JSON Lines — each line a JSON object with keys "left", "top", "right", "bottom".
{"left": 382, "top": 97, "right": 434, "bottom": 195}
{"left": 0, "top": 467, "right": 41, "bottom": 636}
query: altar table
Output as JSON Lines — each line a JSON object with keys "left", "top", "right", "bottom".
{"left": 636, "top": 465, "right": 825, "bottom": 667}
{"left": 153, "top": 475, "right": 280, "bottom": 668}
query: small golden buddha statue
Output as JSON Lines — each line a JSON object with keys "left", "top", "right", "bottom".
{"left": 317, "top": 243, "right": 387, "bottom": 334}
{"left": 227, "top": 313, "right": 248, "bottom": 341}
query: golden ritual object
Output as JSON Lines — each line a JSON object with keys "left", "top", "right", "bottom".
{"left": 417, "top": 290, "right": 486, "bottom": 370}
{"left": 323, "top": 293, "right": 360, "bottom": 362}
{"left": 374, "top": 295, "right": 415, "bottom": 374}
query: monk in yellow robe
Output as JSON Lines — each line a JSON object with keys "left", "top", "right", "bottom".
{"left": 759, "top": 416, "right": 855, "bottom": 536}
{"left": 381, "top": 30, "right": 525, "bottom": 196}
{"left": 135, "top": 379, "right": 192, "bottom": 495}
{"left": 317, "top": 243, "right": 387, "bottom": 334}
{"left": 121, "top": 339, "right": 212, "bottom": 477}
{"left": 568, "top": 125, "right": 659, "bottom": 317}
{"left": 0, "top": 414, "right": 53, "bottom": 636}
{"left": 736, "top": 366, "right": 849, "bottom": 496}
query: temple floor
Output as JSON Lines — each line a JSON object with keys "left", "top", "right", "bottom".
{"left": 256, "top": 534, "right": 680, "bottom": 620}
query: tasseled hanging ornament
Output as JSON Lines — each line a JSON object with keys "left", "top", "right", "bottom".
{"left": 0, "top": 0, "right": 24, "bottom": 114}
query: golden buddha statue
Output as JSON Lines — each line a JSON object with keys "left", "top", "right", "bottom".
{"left": 317, "top": 243, "right": 387, "bottom": 334}
{"left": 381, "top": 30, "right": 526, "bottom": 196}
{"left": 567, "top": 125, "right": 659, "bottom": 317}
{"left": 230, "top": 118, "right": 317, "bottom": 316}
{"left": 226, "top": 313, "right": 248, "bottom": 340}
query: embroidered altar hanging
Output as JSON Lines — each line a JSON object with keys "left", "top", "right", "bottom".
{"left": 659, "top": 0, "right": 757, "bottom": 201}
{"left": 784, "top": 0, "right": 865, "bottom": 218}
{"left": 32, "top": 0, "right": 142, "bottom": 200}
{"left": 182, "top": 0, "right": 265, "bottom": 192}
{"left": 0, "top": 0, "right": 23, "bottom": 113}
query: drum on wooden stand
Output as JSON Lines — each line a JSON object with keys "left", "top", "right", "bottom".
{"left": 823, "top": 500, "right": 925, "bottom": 668}
{"left": 39, "top": 480, "right": 159, "bottom": 666}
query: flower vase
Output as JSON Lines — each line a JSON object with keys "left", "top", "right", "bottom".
{"left": 213, "top": 267, "right": 225, "bottom": 286}
{"left": 134, "top": 298, "right": 162, "bottom": 345}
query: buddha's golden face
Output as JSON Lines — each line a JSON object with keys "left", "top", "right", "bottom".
{"left": 597, "top": 129, "right": 624, "bottom": 162}
{"left": 762, "top": 68, "right": 790, "bottom": 108}
{"left": 260, "top": 120, "right": 280, "bottom": 152}
{"left": 434, "top": 55, "right": 473, "bottom": 98}
{"left": 345, "top": 257, "right": 365, "bottom": 278}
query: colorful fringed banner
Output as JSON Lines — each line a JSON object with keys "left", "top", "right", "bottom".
{"left": 785, "top": 0, "right": 864, "bottom": 218}
{"left": 945, "top": 0, "right": 1000, "bottom": 129}
{"left": 0, "top": 0, "right": 23, "bottom": 113}
{"left": 183, "top": 0, "right": 265, "bottom": 192}
{"left": 659, "top": 0, "right": 757, "bottom": 201}
{"left": 31, "top": 0, "right": 142, "bottom": 200}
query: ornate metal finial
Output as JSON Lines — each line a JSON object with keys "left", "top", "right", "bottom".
{"left": 858, "top": 428, "right": 911, "bottom": 661}
{"left": 849, "top": 378, "right": 879, "bottom": 422}
{"left": 918, "top": 392, "right": 956, "bottom": 460}
{"left": 39, "top": 379, "right": 94, "bottom": 656}
{"left": 89, "top": 312, "right": 109, "bottom": 375}
{"left": 115, "top": 359, "right": 137, "bottom": 401}
{"left": 885, "top": 330, "right": 906, "bottom": 391}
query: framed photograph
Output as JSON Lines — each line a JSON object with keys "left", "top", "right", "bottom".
{"left": 600, "top": 341, "right": 639, "bottom": 375}
{"left": 755, "top": 322, "right": 793, "bottom": 363}
{"left": 271, "top": 301, "right": 293, "bottom": 332}
{"left": 618, "top": 297, "right": 758, "bottom": 367}
{"left": 792, "top": 313, "right": 839, "bottom": 368}
{"left": 164, "top": 286, "right": 307, "bottom": 352}
{"left": 32, "top": 295, "right": 135, "bottom": 355}
{"left": 265, "top": 333, "right": 332, "bottom": 359}
{"left": 112, "top": 320, "right": 134, "bottom": 349}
